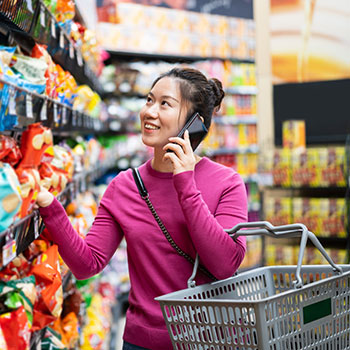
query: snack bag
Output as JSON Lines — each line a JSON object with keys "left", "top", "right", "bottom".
{"left": 0, "top": 135, "right": 22, "bottom": 166}
{"left": 61, "top": 312, "right": 79, "bottom": 348}
{"left": 39, "top": 162, "right": 65, "bottom": 196}
{"left": 41, "top": 327, "right": 67, "bottom": 350}
{"left": 30, "top": 245, "right": 63, "bottom": 331}
{"left": 0, "top": 254, "right": 30, "bottom": 281}
{"left": 0, "top": 163, "right": 22, "bottom": 231}
{"left": 18, "top": 123, "right": 54, "bottom": 168}
{"left": 15, "top": 167, "right": 40, "bottom": 218}
{"left": 0, "top": 306, "right": 31, "bottom": 350}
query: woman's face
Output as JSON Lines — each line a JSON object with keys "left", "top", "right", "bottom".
{"left": 140, "top": 77, "right": 188, "bottom": 151}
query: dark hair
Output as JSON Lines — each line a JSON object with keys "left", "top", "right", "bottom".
{"left": 151, "top": 67, "right": 225, "bottom": 129}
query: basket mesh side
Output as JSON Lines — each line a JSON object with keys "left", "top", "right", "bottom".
{"left": 264, "top": 271, "right": 350, "bottom": 350}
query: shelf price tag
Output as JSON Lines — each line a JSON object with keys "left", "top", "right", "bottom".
{"left": 40, "top": 100, "right": 47, "bottom": 121}
{"left": 2, "top": 232, "right": 16, "bottom": 266}
{"left": 8, "top": 87, "right": 16, "bottom": 115}
{"left": 53, "top": 103, "right": 58, "bottom": 123}
{"left": 51, "top": 18, "right": 56, "bottom": 38}
{"left": 40, "top": 5, "right": 46, "bottom": 27}
{"left": 69, "top": 43, "right": 74, "bottom": 59}
{"left": 25, "top": 0, "right": 34, "bottom": 13}
{"left": 33, "top": 213, "right": 40, "bottom": 239}
{"left": 59, "top": 30, "right": 65, "bottom": 49}
{"left": 62, "top": 106, "right": 67, "bottom": 125}
{"left": 26, "top": 94, "right": 33, "bottom": 119}
{"left": 77, "top": 50, "right": 83, "bottom": 67}
{"left": 72, "top": 110, "right": 76, "bottom": 126}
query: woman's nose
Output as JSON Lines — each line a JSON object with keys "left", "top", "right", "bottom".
{"left": 144, "top": 103, "right": 159, "bottom": 118}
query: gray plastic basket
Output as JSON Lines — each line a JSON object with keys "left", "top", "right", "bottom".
{"left": 156, "top": 222, "right": 350, "bottom": 350}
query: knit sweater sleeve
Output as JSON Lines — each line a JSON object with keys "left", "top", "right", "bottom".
{"left": 39, "top": 180, "right": 123, "bottom": 280}
{"left": 173, "top": 170, "right": 247, "bottom": 280}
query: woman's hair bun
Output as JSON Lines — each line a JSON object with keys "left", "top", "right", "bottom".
{"left": 209, "top": 78, "right": 225, "bottom": 109}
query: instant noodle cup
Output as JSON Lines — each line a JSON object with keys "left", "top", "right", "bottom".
{"left": 18, "top": 123, "right": 54, "bottom": 168}
{"left": 0, "top": 163, "right": 22, "bottom": 231}
{"left": 15, "top": 167, "right": 40, "bottom": 218}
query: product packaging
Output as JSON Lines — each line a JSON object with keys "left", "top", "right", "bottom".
{"left": 282, "top": 120, "right": 306, "bottom": 150}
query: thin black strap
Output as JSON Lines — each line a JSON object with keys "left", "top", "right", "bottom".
{"left": 131, "top": 167, "right": 217, "bottom": 281}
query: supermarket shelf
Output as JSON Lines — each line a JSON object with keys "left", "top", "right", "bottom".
{"left": 0, "top": 0, "right": 104, "bottom": 95}
{"left": 0, "top": 161, "right": 117, "bottom": 268}
{"left": 106, "top": 49, "right": 255, "bottom": 64}
{"left": 263, "top": 185, "right": 347, "bottom": 197}
{"left": 0, "top": 78, "right": 108, "bottom": 134}
{"left": 206, "top": 145, "right": 259, "bottom": 156}
{"left": 214, "top": 115, "right": 257, "bottom": 125}
{"left": 226, "top": 86, "right": 258, "bottom": 95}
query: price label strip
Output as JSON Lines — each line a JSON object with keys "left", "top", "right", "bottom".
{"left": 26, "top": 94, "right": 33, "bottom": 118}
{"left": 40, "top": 5, "right": 46, "bottom": 27}
{"left": 69, "top": 43, "right": 75, "bottom": 59}
{"left": 8, "top": 87, "right": 16, "bottom": 115}
{"left": 2, "top": 233, "right": 17, "bottom": 266}
{"left": 53, "top": 103, "right": 58, "bottom": 123}
{"left": 25, "top": 0, "right": 33, "bottom": 13}
{"left": 51, "top": 17, "right": 56, "bottom": 38}
{"left": 33, "top": 213, "right": 40, "bottom": 239}
{"left": 62, "top": 106, "right": 67, "bottom": 125}
{"left": 40, "top": 100, "right": 47, "bottom": 121}
{"left": 59, "top": 30, "right": 65, "bottom": 49}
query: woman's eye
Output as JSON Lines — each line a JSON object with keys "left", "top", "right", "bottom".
{"left": 146, "top": 96, "right": 153, "bottom": 103}
{"left": 161, "top": 100, "right": 170, "bottom": 106}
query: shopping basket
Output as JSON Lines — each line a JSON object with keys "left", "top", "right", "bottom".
{"left": 155, "top": 221, "right": 350, "bottom": 350}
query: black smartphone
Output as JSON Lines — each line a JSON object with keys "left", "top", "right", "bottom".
{"left": 173, "top": 112, "right": 208, "bottom": 151}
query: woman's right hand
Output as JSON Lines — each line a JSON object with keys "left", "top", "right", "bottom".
{"left": 34, "top": 187, "right": 54, "bottom": 209}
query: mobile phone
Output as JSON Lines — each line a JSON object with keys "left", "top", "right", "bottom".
{"left": 173, "top": 112, "right": 208, "bottom": 151}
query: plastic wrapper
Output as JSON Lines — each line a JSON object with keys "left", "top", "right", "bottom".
{"left": 39, "top": 162, "right": 67, "bottom": 196}
{"left": 41, "top": 327, "right": 67, "bottom": 350}
{"left": 10, "top": 54, "right": 47, "bottom": 85}
{"left": 0, "top": 254, "right": 30, "bottom": 281}
{"left": 23, "top": 238, "right": 50, "bottom": 262}
{"left": 0, "top": 306, "right": 31, "bottom": 350}
{"left": 61, "top": 312, "right": 79, "bottom": 348}
{"left": 55, "top": 65, "right": 77, "bottom": 107}
{"left": 0, "top": 276, "right": 36, "bottom": 350}
{"left": 30, "top": 245, "right": 63, "bottom": 331}
{"left": 31, "top": 44, "right": 58, "bottom": 98}
{"left": 0, "top": 163, "right": 22, "bottom": 231}
{"left": 0, "top": 135, "right": 22, "bottom": 166}
{"left": 43, "top": 0, "right": 57, "bottom": 13}
{"left": 0, "top": 83, "right": 18, "bottom": 131}
{"left": 51, "top": 145, "right": 74, "bottom": 180}
{"left": 15, "top": 167, "right": 40, "bottom": 218}
{"left": 56, "top": 0, "right": 75, "bottom": 22}
{"left": 0, "top": 46, "right": 16, "bottom": 67}
{"left": 18, "top": 123, "right": 54, "bottom": 168}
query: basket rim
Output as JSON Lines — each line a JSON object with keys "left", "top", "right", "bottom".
{"left": 155, "top": 264, "right": 350, "bottom": 303}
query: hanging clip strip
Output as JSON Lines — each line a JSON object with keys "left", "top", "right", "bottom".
{"left": 132, "top": 168, "right": 148, "bottom": 198}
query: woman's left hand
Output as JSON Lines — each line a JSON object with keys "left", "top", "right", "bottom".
{"left": 163, "top": 130, "right": 196, "bottom": 175}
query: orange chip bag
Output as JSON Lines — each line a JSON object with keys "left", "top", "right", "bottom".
{"left": 18, "top": 123, "right": 54, "bottom": 168}
{"left": 0, "top": 306, "right": 31, "bottom": 350}
{"left": 15, "top": 167, "right": 40, "bottom": 218}
{"left": 31, "top": 245, "right": 63, "bottom": 331}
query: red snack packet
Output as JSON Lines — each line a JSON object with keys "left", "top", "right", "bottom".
{"left": 15, "top": 167, "right": 40, "bottom": 218}
{"left": 0, "top": 306, "right": 31, "bottom": 350}
{"left": 0, "top": 135, "right": 22, "bottom": 166}
{"left": 30, "top": 245, "right": 63, "bottom": 331}
{"left": 18, "top": 123, "right": 54, "bottom": 168}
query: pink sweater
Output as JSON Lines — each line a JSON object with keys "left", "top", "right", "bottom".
{"left": 39, "top": 157, "right": 247, "bottom": 349}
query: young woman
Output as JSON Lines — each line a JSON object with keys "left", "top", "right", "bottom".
{"left": 36, "top": 67, "right": 248, "bottom": 350}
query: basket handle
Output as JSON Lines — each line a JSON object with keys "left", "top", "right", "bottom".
{"left": 188, "top": 221, "right": 342, "bottom": 289}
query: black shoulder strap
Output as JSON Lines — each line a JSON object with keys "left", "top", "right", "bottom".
{"left": 132, "top": 167, "right": 148, "bottom": 198}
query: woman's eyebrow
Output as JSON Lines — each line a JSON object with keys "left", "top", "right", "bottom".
{"left": 148, "top": 91, "right": 179, "bottom": 103}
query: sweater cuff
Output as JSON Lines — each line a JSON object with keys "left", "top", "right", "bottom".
{"left": 38, "top": 197, "right": 63, "bottom": 218}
